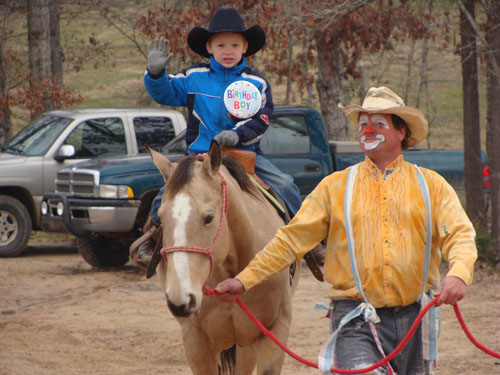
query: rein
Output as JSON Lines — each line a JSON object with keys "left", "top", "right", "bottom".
{"left": 203, "top": 289, "right": 500, "bottom": 373}
{"left": 160, "top": 172, "right": 228, "bottom": 273}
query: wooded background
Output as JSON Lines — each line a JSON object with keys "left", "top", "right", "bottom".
{"left": 0, "top": 0, "right": 499, "bottom": 264}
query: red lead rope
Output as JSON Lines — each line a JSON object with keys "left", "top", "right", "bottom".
{"left": 452, "top": 303, "right": 500, "bottom": 359}
{"left": 203, "top": 289, "right": 500, "bottom": 374}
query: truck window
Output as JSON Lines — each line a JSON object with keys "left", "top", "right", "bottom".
{"left": 5, "top": 115, "right": 72, "bottom": 156}
{"left": 64, "top": 118, "right": 126, "bottom": 158}
{"left": 260, "top": 114, "right": 311, "bottom": 155}
{"left": 133, "top": 117, "right": 176, "bottom": 153}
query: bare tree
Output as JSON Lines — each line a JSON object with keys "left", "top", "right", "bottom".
{"left": 49, "top": 0, "right": 62, "bottom": 85}
{"left": 315, "top": 40, "right": 349, "bottom": 140}
{"left": 28, "top": 0, "right": 52, "bottom": 81}
{"left": 0, "top": 0, "right": 15, "bottom": 145}
{"left": 483, "top": 1, "right": 500, "bottom": 259}
{"left": 459, "top": 0, "right": 486, "bottom": 230}
{"left": 0, "top": 47, "right": 11, "bottom": 146}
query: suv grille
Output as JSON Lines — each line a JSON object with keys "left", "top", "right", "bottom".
{"left": 56, "top": 168, "right": 100, "bottom": 197}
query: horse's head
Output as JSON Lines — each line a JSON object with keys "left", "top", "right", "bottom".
{"left": 148, "top": 141, "right": 228, "bottom": 317}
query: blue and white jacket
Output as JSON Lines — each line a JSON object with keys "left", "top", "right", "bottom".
{"left": 144, "top": 56, "right": 273, "bottom": 155}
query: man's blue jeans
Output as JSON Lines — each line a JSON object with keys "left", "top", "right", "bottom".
{"left": 329, "top": 300, "right": 431, "bottom": 375}
{"left": 150, "top": 154, "right": 302, "bottom": 225}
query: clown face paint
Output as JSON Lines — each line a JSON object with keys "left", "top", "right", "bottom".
{"left": 358, "top": 114, "right": 390, "bottom": 132}
{"left": 360, "top": 134, "right": 386, "bottom": 150}
{"left": 358, "top": 114, "right": 390, "bottom": 151}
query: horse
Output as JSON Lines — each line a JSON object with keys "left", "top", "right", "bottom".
{"left": 147, "top": 141, "right": 299, "bottom": 375}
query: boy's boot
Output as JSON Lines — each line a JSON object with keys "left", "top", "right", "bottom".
{"left": 129, "top": 215, "right": 161, "bottom": 270}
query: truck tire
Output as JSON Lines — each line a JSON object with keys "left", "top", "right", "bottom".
{"left": 0, "top": 195, "right": 32, "bottom": 257}
{"left": 77, "top": 235, "right": 129, "bottom": 268}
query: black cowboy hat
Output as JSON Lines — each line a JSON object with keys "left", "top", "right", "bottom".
{"left": 187, "top": 7, "right": 266, "bottom": 58}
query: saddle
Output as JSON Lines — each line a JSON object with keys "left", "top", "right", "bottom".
{"left": 220, "top": 146, "right": 269, "bottom": 189}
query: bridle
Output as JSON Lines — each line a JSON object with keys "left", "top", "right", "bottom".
{"left": 160, "top": 172, "right": 228, "bottom": 273}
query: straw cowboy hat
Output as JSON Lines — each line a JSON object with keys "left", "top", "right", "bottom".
{"left": 187, "top": 7, "right": 266, "bottom": 58}
{"left": 339, "top": 86, "right": 428, "bottom": 147}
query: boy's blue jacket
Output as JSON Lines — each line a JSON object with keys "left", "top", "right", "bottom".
{"left": 144, "top": 56, "right": 274, "bottom": 155}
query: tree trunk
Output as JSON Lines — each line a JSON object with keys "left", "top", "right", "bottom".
{"left": 49, "top": 0, "right": 62, "bottom": 85}
{"left": 315, "top": 37, "right": 349, "bottom": 141}
{"left": 460, "top": 0, "right": 486, "bottom": 230}
{"left": 28, "top": 0, "right": 54, "bottom": 112}
{"left": 28, "top": 0, "right": 52, "bottom": 80}
{"left": 485, "top": 0, "right": 500, "bottom": 258}
{"left": 0, "top": 48, "right": 11, "bottom": 146}
{"left": 0, "top": 2, "right": 12, "bottom": 145}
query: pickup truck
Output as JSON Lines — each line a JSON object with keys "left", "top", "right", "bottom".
{"left": 39, "top": 105, "right": 486, "bottom": 268}
{"left": 0, "top": 108, "right": 186, "bottom": 257}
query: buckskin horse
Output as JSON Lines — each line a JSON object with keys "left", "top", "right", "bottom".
{"left": 147, "top": 141, "right": 299, "bottom": 375}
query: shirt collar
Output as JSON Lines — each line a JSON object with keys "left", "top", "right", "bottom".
{"left": 364, "top": 154, "right": 405, "bottom": 179}
{"left": 209, "top": 56, "right": 246, "bottom": 74}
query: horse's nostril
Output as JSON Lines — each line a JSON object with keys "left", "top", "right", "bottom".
{"left": 187, "top": 293, "right": 197, "bottom": 314}
{"left": 166, "top": 293, "right": 198, "bottom": 317}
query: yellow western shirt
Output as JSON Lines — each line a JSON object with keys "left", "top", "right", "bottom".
{"left": 237, "top": 155, "right": 478, "bottom": 307}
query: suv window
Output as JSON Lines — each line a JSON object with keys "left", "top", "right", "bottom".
{"left": 64, "top": 117, "right": 126, "bottom": 158}
{"left": 260, "top": 114, "right": 311, "bottom": 155}
{"left": 134, "top": 116, "right": 176, "bottom": 153}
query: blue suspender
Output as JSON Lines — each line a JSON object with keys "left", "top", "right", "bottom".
{"left": 415, "top": 165, "right": 439, "bottom": 361}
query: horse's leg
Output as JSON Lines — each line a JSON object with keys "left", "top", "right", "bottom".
{"left": 236, "top": 343, "right": 257, "bottom": 375}
{"left": 180, "top": 326, "right": 219, "bottom": 375}
{"left": 255, "top": 313, "right": 290, "bottom": 375}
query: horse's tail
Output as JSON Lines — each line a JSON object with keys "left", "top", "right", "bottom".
{"left": 218, "top": 344, "right": 236, "bottom": 375}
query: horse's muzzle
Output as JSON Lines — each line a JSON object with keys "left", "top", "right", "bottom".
{"left": 166, "top": 293, "right": 198, "bottom": 317}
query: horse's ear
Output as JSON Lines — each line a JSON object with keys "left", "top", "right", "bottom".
{"left": 204, "top": 140, "right": 221, "bottom": 176}
{"left": 146, "top": 145, "right": 175, "bottom": 184}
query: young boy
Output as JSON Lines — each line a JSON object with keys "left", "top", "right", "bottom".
{"left": 136, "top": 7, "right": 302, "bottom": 263}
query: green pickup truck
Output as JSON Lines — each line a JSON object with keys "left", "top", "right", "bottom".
{"left": 39, "top": 105, "right": 487, "bottom": 268}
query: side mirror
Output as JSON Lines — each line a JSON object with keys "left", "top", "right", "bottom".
{"left": 54, "top": 144, "right": 76, "bottom": 161}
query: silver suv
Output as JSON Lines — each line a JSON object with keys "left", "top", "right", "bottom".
{"left": 0, "top": 108, "right": 186, "bottom": 257}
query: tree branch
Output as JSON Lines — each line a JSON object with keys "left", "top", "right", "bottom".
{"left": 456, "top": 0, "right": 500, "bottom": 80}
{"left": 90, "top": 0, "right": 147, "bottom": 58}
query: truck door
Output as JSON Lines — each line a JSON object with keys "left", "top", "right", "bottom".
{"left": 259, "top": 113, "right": 327, "bottom": 199}
{"left": 43, "top": 117, "right": 128, "bottom": 194}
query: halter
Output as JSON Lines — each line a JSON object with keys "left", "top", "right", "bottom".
{"left": 160, "top": 172, "right": 228, "bottom": 273}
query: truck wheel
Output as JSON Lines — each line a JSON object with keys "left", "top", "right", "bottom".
{"left": 77, "top": 235, "right": 129, "bottom": 268}
{"left": 0, "top": 195, "right": 32, "bottom": 257}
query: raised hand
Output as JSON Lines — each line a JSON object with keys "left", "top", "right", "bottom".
{"left": 147, "top": 37, "right": 173, "bottom": 75}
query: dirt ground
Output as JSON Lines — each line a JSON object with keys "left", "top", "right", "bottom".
{"left": 1, "top": 234, "right": 499, "bottom": 375}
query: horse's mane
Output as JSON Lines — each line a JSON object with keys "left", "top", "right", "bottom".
{"left": 165, "top": 154, "right": 257, "bottom": 198}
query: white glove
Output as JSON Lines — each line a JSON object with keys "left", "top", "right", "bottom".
{"left": 147, "top": 37, "right": 173, "bottom": 75}
{"left": 214, "top": 130, "right": 239, "bottom": 146}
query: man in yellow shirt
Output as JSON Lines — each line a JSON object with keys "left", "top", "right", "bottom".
{"left": 214, "top": 86, "right": 477, "bottom": 374}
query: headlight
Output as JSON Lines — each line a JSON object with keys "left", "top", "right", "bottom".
{"left": 56, "top": 202, "right": 64, "bottom": 216}
{"left": 41, "top": 201, "right": 48, "bottom": 215}
{"left": 99, "top": 184, "right": 134, "bottom": 199}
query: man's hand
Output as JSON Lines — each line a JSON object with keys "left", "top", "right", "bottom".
{"left": 214, "top": 130, "right": 239, "bottom": 146}
{"left": 214, "top": 278, "right": 245, "bottom": 302}
{"left": 147, "top": 37, "right": 173, "bottom": 76}
{"left": 435, "top": 275, "right": 468, "bottom": 307}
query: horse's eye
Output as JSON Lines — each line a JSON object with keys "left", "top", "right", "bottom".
{"left": 204, "top": 213, "right": 215, "bottom": 225}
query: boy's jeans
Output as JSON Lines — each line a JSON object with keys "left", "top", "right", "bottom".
{"left": 150, "top": 154, "right": 302, "bottom": 225}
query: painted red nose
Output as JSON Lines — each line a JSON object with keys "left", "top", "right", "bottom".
{"left": 362, "top": 125, "right": 377, "bottom": 134}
